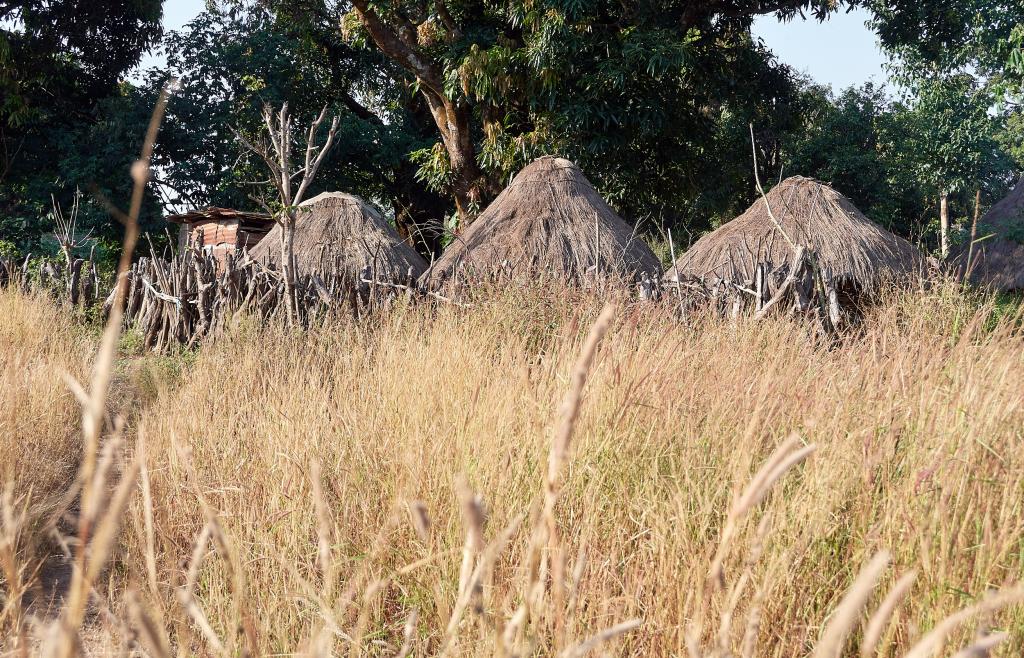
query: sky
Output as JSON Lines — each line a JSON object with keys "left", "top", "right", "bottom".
{"left": 137, "top": 0, "right": 207, "bottom": 73}
{"left": 141, "top": 2, "right": 890, "bottom": 92}
{"left": 751, "top": 8, "right": 889, "bottom": 92}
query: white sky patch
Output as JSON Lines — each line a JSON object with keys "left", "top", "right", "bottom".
{"left": 752, "top": 8, "right": 890, "bottom": 93}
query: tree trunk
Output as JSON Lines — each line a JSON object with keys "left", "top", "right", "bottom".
{"left": 421, "top": 89, "right": 486, "bottom": 225}
{"left": 939, "top": 192, "right": 950, "bottom": 259}
{"left": 346, "top": 0, "right": 490, "bottom": 228}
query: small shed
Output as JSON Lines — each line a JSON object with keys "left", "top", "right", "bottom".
{"left": 167, "top": 207, "right": 275, "bottom": 262}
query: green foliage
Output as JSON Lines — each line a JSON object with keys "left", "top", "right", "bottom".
{"left": 142, "top": 6, "right": 450, "bottom": 253}
{"left": 143, "top": 8, "right": 405, "bottom": 208}
{"left": 409, "top": 142, "right": 454, "bottom": 194}
{"left": 997, "top": 111, "right": 1024, "bottom": 170}
{"left": 782, "top": 76, "right": 1016, "bottom": 252}
{"left": 1001, "top": 220, "right": 1024, "bottom": 245}
{"left": 785, "top": 82, "right": 906, "bottom": 225}
{"left": 3, "top": 0, "right": 1022, "bottom": 259}
{"left": 867, "top": 0, "right": 1023, "bottom": 99}
{"left": 0, "top": 0, "right": 165, "bottom": 260}
{"left": 898, "top": 76, "right": 1006, "bottom": 195}
{"left": 247, "top": 0, "right": 845, "bottom": 235}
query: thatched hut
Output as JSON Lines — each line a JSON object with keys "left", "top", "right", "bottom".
{"left": 421, "top": 156, "right": 661, "bottom": 289}
{"left": 663, "top": 176, "right": 921, "bottom": 295}
{"left": 951, "top": 177, "right": 1024, "bottom": 291}
{"left": 249, "top": 192, "right": 428, "bottom": 282}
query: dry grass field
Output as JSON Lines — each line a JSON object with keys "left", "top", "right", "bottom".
{"left": 2, "top": 282, "right": 1024, "bottom": 656}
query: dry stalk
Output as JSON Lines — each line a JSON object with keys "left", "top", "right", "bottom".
{"left": 740, "top": 580, "right": 767, "bottom": 658}
{"left": 559, "top": 618, "right": 642, "bottom": 658}
{"left": 688, "top": 435, "right": 815, "bottom": 658}
{"left": 137, "top": 433, "right": 162, "bottom": 611}
{"left": 545, "top": 303, "right": 616, "bottom": 648}
{"left": 310, "top": 461, "right": 335, "bottom": 599}
{"left": 0, "top": 484, "right": 29, "bottom": 651}
{"left": 349, "top": 579, "right": 386, "bottom": 658}
{"left": 950, "top": 631, "right": 1008, "bottom": 658}
{"left": 176, "top": 521, "right": 226, "bottom": 654}
{"left": 207, "top": 516, "right": 259, "bottom": 655}
{"left": 860, "top": 570, "right": 917, "bottom": 658}
{"left": 125, "top": 589, "right": 171, "bottom": 658}
{"left": 47, "top": 83, "right": 174, "bottom": 657}
{"left": 440, "top": 512, "right": 524, "bottom": 656}
{"left": 455, "top": 477, "right": 486, "bottom": 611}
{"left": 393, "top": 608, "right": 418, "bottom": 658}
{"left": 706, "top": 434, "right": 815, "bottom": 588}
{"left": 716, "top": 512, "right": 771, "bottom": 652}
{"left": 812, "top": 551, "right": 891, "bottom": 658}
{"left": 903, "top": 585, "right": 1024, "bottom": 658}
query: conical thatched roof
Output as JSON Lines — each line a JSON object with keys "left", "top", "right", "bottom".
{"left": 421, "top": 156, "right": 661, "bottom": 289}
{"left": 664, "top": 176, "right": 921, "bottom": 289}
{"left": 951, "top": 177, "right": 1024, "bottom": 291}
{"left": 249, "top": 192, "right": 427, "bottom": 281}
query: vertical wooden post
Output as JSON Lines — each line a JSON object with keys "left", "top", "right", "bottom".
{"left": 939, "top": 192, "right": 950, "bottom": 259}
{"left": 965, "top": 189, "right": 981, "bottom": 282}
{"left": 667, "top": 228, "right": 683, "bottom": 316}
{"left": 755, "top": 263, "right": 765, "bottom": 312}
{"left": 827, "top": 288, "right": 841, "bottom": 328}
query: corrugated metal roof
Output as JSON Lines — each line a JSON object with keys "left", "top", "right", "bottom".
{"left": 166, "top": 207, "right": 273, "bottom": 225}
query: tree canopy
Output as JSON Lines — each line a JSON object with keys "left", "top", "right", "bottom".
{"left": 0, "top": 0, "right": 165, "bottom": 257}
{"left": 0, "top": 0, "right": 1021, "bottom": 262}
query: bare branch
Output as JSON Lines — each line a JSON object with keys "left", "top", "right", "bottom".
{"left": 295, "top": 108, "right": 340, "bottom": 205}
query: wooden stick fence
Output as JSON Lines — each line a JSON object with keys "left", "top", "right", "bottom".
{"left": 663, "top": 246, "right": 845, "bottom": 331}
{"left": 3, "top": 243, "right": 846, "bottom": 352}
{"left": 0, "top": 253, "right": 102, "bottom": 306}
{"left": 99, "top": 246, "right": 417, "bottom": 351}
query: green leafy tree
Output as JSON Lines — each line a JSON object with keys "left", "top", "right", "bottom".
{"left": 896, "top": 75, "right": 1009, "bottom": 256}
{"left": 146, "top": 6, "right": 451, "bottom": 253}
{"left": 785, "top": 83, "right": 894, "bottom": 217}
{"left": 237, "top": 0, "right": 826, "bottom": 239}
{"left": 345, "top": 0, "right": 858, "bottom": 225}
{"left": 0, "top": 0, "right": 165, "bottom": 257}
{"left": 783, "top": 78, "right": 1014, "bottom": 251}
{"left": 867, "top": 1, "right": 1024, "bottom": 99}
{"left": 783, "top": 81, "right": 936, "bottom": 240}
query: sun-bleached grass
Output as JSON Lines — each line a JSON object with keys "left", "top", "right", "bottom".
{"left": 0, "top": 289, "right": 94, "bottom": 555}
{"left": 93, "top": 281, "right": 1023, "bottom": 656}
{"left": 3, "top": 279, "right": 1024, "bottom": 656}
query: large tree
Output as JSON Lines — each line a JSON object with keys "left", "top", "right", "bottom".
{"left": 241, "top": 0, "right": 827, "bottom": 236}
{"left": 147, "top": 5, "right": 451, "bottom": 253}
{"left": 0, "top": 0, "right": 165, "bottom": 255}
{"left": 342, "top": 0, "right": 855, "bottom": 224}
{"left": 861, "top": 1, "right": 1022, "bottom": 253}
{"left": 782, "top": 78, "right": 1014, "bottom": 253}
{"left": 867, "top": 0, "right": 1023, "bottom": 99}
{"left": 897, "top": 76, "right": 1009, "bottom": 256}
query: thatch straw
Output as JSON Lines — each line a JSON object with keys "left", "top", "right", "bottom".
{"left": 951, "top": 177, "right": 1024, "bottom": 292}
{"left": 664, "top": 176, "right": 921, "bottom": 290}
{"left": 420, "top": 156, "right": 661, "bottom": 289}
{"left": 249, "top": 192, "right": 428, "bottom": 281}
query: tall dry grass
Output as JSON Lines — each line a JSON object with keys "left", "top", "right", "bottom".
{"left": 0, "top": 288, "right": 93, "bottom": 555}
{"left": 54, "top": 280, "right": 1015, "bottom": 656}
{"left": 3, "top": 276, "right": 1024, "bottom": 655}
